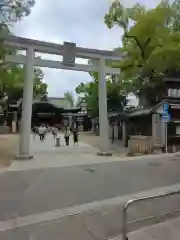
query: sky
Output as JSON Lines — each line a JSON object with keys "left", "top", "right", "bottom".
{"left": 13, "top": 0, "right": 160, "bottom": 101}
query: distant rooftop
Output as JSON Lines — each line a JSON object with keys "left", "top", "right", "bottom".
{"left": 48, "top": 97, "right": 64, "bottom": 100}
{"left": 48, "top": 97, "right": 71, "bottom": 108}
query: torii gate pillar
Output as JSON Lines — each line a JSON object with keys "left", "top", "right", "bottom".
{"left": 15, "top": 47, "right": 35, "bottom": 160}
{"left": 97, "top": 57, "right": 110, "bottom": 155}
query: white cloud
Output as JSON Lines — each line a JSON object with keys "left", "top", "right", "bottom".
{"left": 127, "top": 93, "right": 139, "bottom": 106}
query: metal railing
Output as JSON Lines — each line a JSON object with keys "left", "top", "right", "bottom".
{"left": 122, "top": 189, "right": 180, "bottom": 240}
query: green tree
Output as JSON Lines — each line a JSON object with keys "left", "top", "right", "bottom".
{"left": 0, "top": 64, "right": 47, "bottom": 123}
{"left": 104, "top": 0, "right": 180, "bottom": 107}
{"left": 75, "top": 74, "right": 127, "bottom": 117}
{"left": 0, "top": 0, "right": 35, "bottom": 24}
{"left": 64, "top": 91, "right": 75, "bottom": 108}
{"left": 75, "top": 96, "right": 83, "bottom": 107}
{"left": 0, "top": 65, "right": 47, "bottom": 101}
{"left": 0, "top": 0, "right": 47, "bottom": 123}
{"left": 0, "top": 0, "right": 35, "bottom": 60}
{"left": 33, "top": 67, "right": 47, "bottom": 98}
{"left": 76, "top": 81, "right": 98, "bottom": 117}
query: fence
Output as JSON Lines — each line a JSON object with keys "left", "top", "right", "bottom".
{"left": 128, "top": 135, "right": 153, "bottom": 155}
{"left": 122, "top": 189, "right": 180, "bottom": 240}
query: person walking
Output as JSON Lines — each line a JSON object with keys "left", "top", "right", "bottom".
{"left": 38, "top": 125, "right": 46, "bottom": 141}
{"left": 71, "top": 121, "right": 79, "bottom": 146}
{"left": 73, "top": 130, "right": 78, "bottom": 145}
{"left": 52, "top": 126, "right": 58, "bottom": 139}
{"left": 64, "top": 126, "right": 71, "bottom": 146}
{"left": 55, "top": 128, "right": 61, "bottom": 147}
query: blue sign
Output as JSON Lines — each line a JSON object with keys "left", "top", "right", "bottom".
{"left": 163, "top": 103, "right": 169, "bottom": 112}
{"left": 162, "top": 113, "right": 171, "bottom": 122}
{"left": 162, "top": 102, "right": 171, "bottom": 122}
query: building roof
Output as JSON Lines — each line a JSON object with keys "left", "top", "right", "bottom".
{"left": 48, "top": 97, "right": 64, "bottom": 100}
{"left": 108, "top": 111, "right": 127, "bottom": 119}
{"left": 62, "top": 107, "right": 81, "bottom": 113}
{"left": 48, "top": 97, "right": 70, "bottom": 108}
{"left": 32, "top": 101, "right": 63, "bottom": 114}
{"left": 127, "top": 107, "right": 152, "bottom": 118}
{"left": 32, "top": 100, "right": 81, "bottom": 114}
{"left": 107, "top": 107, "right": 152, "bottom": 120}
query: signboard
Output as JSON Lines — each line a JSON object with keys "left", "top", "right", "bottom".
{"left": 162, "top": 102, "right": 171, "bottom": 122}
{"left": 62, "top": 42, "right": 76, "bottom": 66}
{"left": 163, "top": 102, "right": 169, "bottom": 112}
{"left": 170, "top": 104, "right": 180, "bottom": 109}
{"left": 176, "top": 126, "right": 180, "bottom": 135}
{"left": 168, "top": 88, "right": 180, "bottom": 98}
{"left": 162, "top": 113, "right": 171, "bottom": 122}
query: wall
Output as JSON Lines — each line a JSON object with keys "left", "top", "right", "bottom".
{"left": 129, "top": 115, "right": 152, "bottom": 136}
{"left": 108, "top": 124, "right": 120, "bottom": 139}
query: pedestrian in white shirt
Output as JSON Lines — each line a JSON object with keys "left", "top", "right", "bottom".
{"left": 38, "top": 125, "right": 46, "bottom": 141}
{"left": 55, "top": 128, "right": 61, "bottom": 147}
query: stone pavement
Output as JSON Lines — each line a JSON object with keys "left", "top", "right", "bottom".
{"left": 3, "top": 133, "right": 179, "bottom": 172}
{"left": 31, "top": 133, "right": 100, "bottom": 155}
{"left": 1, "top": 134, "right": 180, "bottom": 239}
{"left": 1, "top": 147, "right": 180, "bottom": 223}
{"left": 1, "top": 183, "right": 180, "bottom": 240}
{"left": 113, "top": 216, "right": 180, "bottom": 240}
{"left": 0, "top": 182, "right": 180, "bottom": 239}
{"left": 5, "top": 133, "right": 123, "bottom": 172}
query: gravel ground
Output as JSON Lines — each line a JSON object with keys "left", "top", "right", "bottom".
{"left": 0, "top": 134, "right": 19, "bottom": 167}
{"left": 79, "top": 132, "right": 127, "bottom": 156}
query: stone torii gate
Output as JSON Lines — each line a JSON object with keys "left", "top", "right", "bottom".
{"left": 4, "top": 35, "right": 123, "bottom": 159}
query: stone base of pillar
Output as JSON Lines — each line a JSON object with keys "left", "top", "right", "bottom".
{"left": 96, "top": 152, "right": 112, "bottom": 157}
{"left": 14, "top": 154, "right": 33, "bottom": 160}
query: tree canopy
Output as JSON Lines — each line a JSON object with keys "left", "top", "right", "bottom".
{"left": 0, "top": 0, "right": 48, "bottom": 123}
{"left": 64, "top": 91, "right": 75, "bottom": 108}
{"left": 75, "top": 73, "right": 127, "bottom": 117}
{"left": 0, "top": 65, "right": 47, "bottom": 115}
{"left": 0, "top": 0, "right": 35, "bottom": 24}
{"left": 104, "top": 0, "right": 180, "bottom": 106}
{"left": 75, "top": 0, "right": 180, "bottom": 114}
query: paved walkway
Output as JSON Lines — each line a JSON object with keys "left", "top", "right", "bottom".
{"left": 1, "top": 134, "right": 180, "bottom": 239}
{"left": 113, "top": 216, "right": 180, "bottom": 240}
{"left": 4, "top": 133, "right": 177, "bottom": 172}
{"left": 31, "top": 133, "right": 100, "bottom": 155}
{"left": 5, "top": 133, "right": 126, "bottom": 171}
{"left": 1, "top": 183, "right": 180, "bottom": 239}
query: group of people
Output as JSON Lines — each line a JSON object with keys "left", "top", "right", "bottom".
{"left": 32, "top": 123, "right": 79, "bottom": 146}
